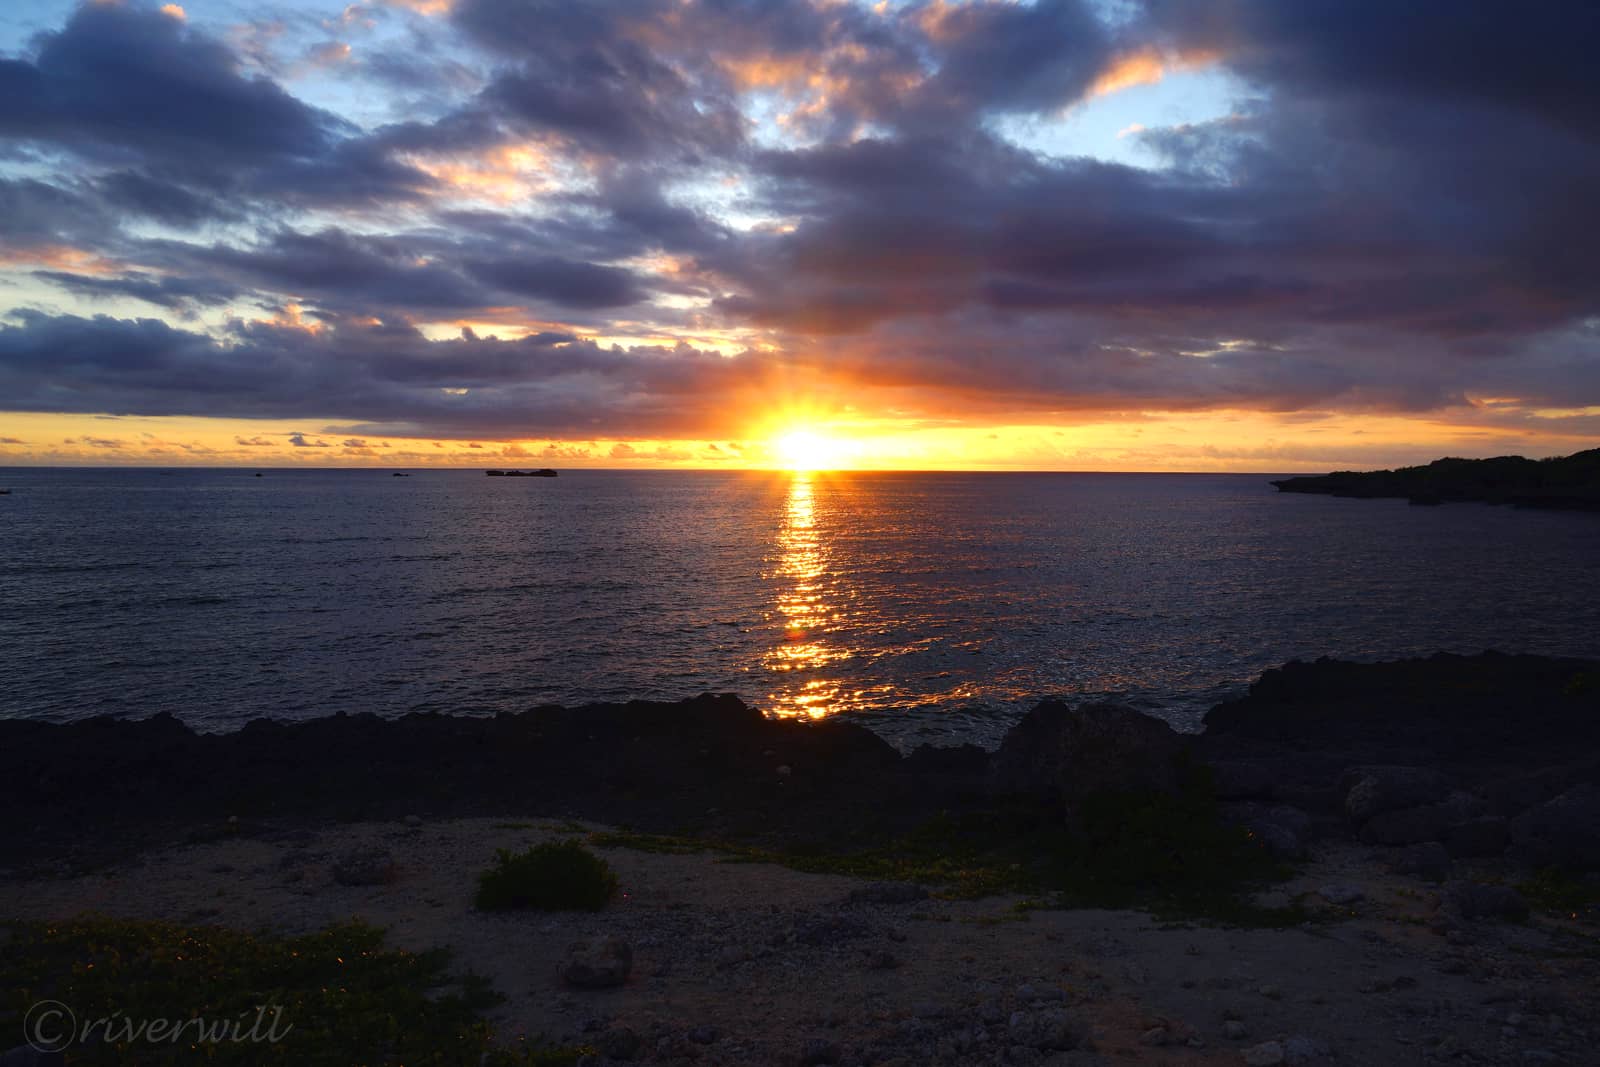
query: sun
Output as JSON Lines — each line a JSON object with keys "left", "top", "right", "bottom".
{"left": 773, "top": 428, "right": 846, "bottom": 471}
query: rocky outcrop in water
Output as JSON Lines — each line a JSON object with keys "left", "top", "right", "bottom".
{"left": 1270, "top": 448, "right": 1600, "bottom": 510}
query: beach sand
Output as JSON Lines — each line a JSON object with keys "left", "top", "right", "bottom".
{"left": 5, "top": 815, "right": 1595, "bottom": 1066}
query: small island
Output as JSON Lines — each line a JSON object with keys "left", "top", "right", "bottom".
{"left": 485, "top": 468, "right": 558, "bottom": 477}
{"left": 1272, "top": 447, "right": 1600, "bottom": 511}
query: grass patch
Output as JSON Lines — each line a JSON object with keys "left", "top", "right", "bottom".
{"left": 0, "top": 915, "right": 588, "bottom": 1065}
{"left": 589, "top": 777, "right": 1300, "bottom": 927}
{"left": 475, "top": 840, "right": 618, "bottom": 912}
{"left": 1518, "top": 867, "right": 1600, "bottom": 922}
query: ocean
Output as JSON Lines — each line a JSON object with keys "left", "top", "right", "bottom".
{"left": 3, "top": 467, "right": 1597, "bottom": 748}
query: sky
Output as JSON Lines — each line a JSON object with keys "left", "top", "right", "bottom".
{"left": 0, "top": 0, "right": 1597, "bottom": 470}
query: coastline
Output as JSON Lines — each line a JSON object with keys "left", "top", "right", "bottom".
{"left": 5, "top": 652, "right": 1599, "bottom": 1064}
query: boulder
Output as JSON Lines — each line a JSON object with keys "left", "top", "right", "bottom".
{"left": 1441, "top": 881, "right": 1529, "bottom": 922}
{"left": 1360, "top": 803, "right": 1452, "bottom": 846}
{"left": 992, "top": 702, "right": 1188, "bottom": 803}
{"left": 1343, "top": 766, "right": 1449, "bottom": 822}
{"left": 599, "top": 1026, "right": 642, "bottom": 1061}
{"left": 1511, "top": 784, "right": 1600, "bottom": 870}
{"left": 1389, "top": 842, "right": 1452, "bottom": 882}
{"left": 1220, "top": 803, "right": 1313, "bottom": 859}
{"left": 559, "top": 938, "right": 633, "bottom": 989}
{"left": 1445, "top": 816, "right": 1510, "bottom": 858}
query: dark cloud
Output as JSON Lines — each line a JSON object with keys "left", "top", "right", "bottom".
{"left": 0, "top": 3, "right": 341, "bottom": 167}
{"left": 34, "top": 270, "right": 240, "bottom": 311}
{"left": 1, "top": 0, "right": 1597, "bottom": 446}
{"left": 461, "top": 255, "right": 645, "bottom": 309}
{"left": 95, "top": 170, "right": 229, "bottom": 228}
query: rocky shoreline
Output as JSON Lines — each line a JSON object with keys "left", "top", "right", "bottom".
{"left": 3, "top": 652, "right": 1598, "bottom": 878}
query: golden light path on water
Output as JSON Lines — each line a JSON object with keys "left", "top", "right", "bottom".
{"left": 764, "top": 472, "right": 852, "bottom": 719}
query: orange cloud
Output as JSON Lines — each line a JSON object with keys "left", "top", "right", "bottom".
{"left": 382, "top": 0, "right": 454, "bottom": 16}
{"left": 0, "top": 245, "right": 125, "bottom": 275}
{"left": 1089, "top": 47, "right": 1220, "bottom": 99}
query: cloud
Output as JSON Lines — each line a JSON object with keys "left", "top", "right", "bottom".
{"left": 287, "top": 432, "right": 331, "bottom": 447}
{"left": 0, "top": 0, "right": 1597, "bottom": 455}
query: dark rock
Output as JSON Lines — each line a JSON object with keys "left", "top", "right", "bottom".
{"left": 559, "top": 938, "right": 633, "bottom": 989}
{"left": 1221, "top": 802, "right": 1313, "bottom": 857}
{"left": 1446, "top": 816, "right": 1510, "bottom": 858}
{"left": 1442, "top": 881, "right": 1530, "bottom": 922}
{"left": 1200, "top": 654, "right": 1600, "bottom": 776}
{"left": 991, "top": 702, "right": 1188, "bottom": 803}
{"left": 903, "top": 743, "right": 989, "bottom": 776}
{"left": 600, "top": 1026, "right": 642, "bottom": 1060}
{"left": 332, "top": 846, "right": 395, "bottom": 886}
{"left": 1317, "top": 883, "right": 1364, "bottom": 905}
{"left": 1511, "top": 784, "right": 1600, "bottom": 870}
{"left": 1360, "top": 803, "right": 1452, "bottom": 846}
{"left": 1390, "top": 842, "right": 1452, "bottom": 882}
{"left": 0, "top": 1047, "right": 63, "bottom": 1067}
{"left": 1283, "top": 1035, "right": 1333, "bottom": 1064}
{"left": 1344, "top": 767, "right": 1450, "bottom": 823}
{"left": 688, "top": 1026, "right": 719, "bottom": 1044}
{"left": 1208, "top": 760, "right": 1279, "bottom": 800}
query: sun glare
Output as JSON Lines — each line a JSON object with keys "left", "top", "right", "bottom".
{"left": 774, "top": 428, "right": 846, "bottom": 471}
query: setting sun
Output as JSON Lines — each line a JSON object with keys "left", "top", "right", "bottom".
{"left": 773, "top": 428, "right": 849, "bottom": 471}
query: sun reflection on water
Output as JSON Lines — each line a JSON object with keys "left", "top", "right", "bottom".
{"left": 765, "top": 473, "right": 851, "bottom": 719}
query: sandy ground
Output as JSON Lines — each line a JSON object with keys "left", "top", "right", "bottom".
{"left": 3, "top": 817, "right": 1597, "bottom": 1066}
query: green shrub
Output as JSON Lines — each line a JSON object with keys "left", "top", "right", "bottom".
{"left": 0, "top": 915, "right": 589, "bottom": 1065}
{"left": 475, "top": 840, "right": 618, "bottom": 912}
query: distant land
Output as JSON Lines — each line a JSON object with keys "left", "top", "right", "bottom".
{"left": 1272, "top": 448, "right": 1600, "bottom": 511}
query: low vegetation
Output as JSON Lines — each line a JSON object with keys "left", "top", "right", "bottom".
{"left": 591, "top": 776, "right": 1299, "bottom": 926}
{"left": 474, "top": 840, "right": 618, "bottom": 912}
{"left": 0, "top": 915, "right": 588, "bottom": 1065}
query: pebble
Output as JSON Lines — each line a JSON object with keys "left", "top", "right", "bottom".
{"left": 1318, "top": 883, "right": 1365, "bottom": 905}
{"left": 558, "top": 938, "right": 633, "bottom": 990}
{"left": 403, "top": 814, "right": 422, "bottom": 828}
{"left": 1223, "top": 1020, "right": 1250, "bottom": 1040}
{"left": 1283, "top": 1035, "right": 1332, "bottom": 1063}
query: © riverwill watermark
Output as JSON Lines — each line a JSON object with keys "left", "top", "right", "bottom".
{"left": 23, "top": 999, "right": 293, "bottom": 1053}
